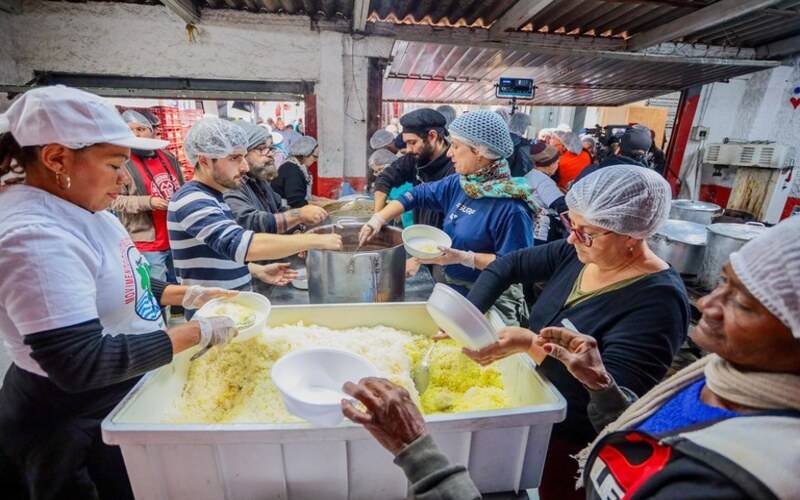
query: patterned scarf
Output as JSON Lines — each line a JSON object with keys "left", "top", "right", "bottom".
{"left": 459, "top": 159, "right": 545, "bottom": 219}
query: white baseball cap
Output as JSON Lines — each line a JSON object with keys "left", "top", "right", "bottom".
{"left": 270, "top": 131, "right": 284, "bottom": 146}
{"left": 0, "top": 85, "right": 168, "bottom": 150}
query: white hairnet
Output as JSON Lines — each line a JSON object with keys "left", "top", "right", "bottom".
{"left": 435, "top": 105, "right": 458, "bottom": 126}
{"left": 368, "top": 148, "right": 397, "bottom": 167}
{"left": 121, "top": 110, "right": 153, "bottom": 131}
{"left": 448, "top": 110, "right": 514, "bottom": 160}
{"left": 183, "top": 117, "right": 248, "bottom": 166}
{"left": 369, "top": 129, "right": 395, "bottom": 150}
{"left": 509, "top": 112, "right": 531, "bottom": 136}
{"left": 566, "top": 164, "right": 672, "bottom": 239}
{"left": 237, "top": 121, "right": 270, "bottom": 151}
{"left": 730, "top": 216, "right": 800, "bottom": 338}
{"left": 581, "top": 135, "right": 597, "bottom": 147}
{"left": 552, "top": 129, "right": 583, "bottom": 155}
{"left": 557, "top": 123, "right": 572, "bottom": 132}
{"left": 289, "top": 135, "right": 318, "bottom": 157}
{"left": 538, "top": 128, "right": 553, "bottom": 140}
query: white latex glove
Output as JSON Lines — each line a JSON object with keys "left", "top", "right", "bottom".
{"left": 182, "top": 285, "right": 238, "bottom": 310}
{"left": 358, "top": 213, "right": 387, "bottom": 247}
{"left": 417, "top": 247, "right": 476, "bottom": 269}
{"left": 197, "top": 316, "right": 238, "bottom": 349}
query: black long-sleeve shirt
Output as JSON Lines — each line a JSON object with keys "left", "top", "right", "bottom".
{"left": 467, "top": 240, "right": 689, "bottom": 444}
{"left": 271, "top": 161, "right": 310, "bottom": 208}
{"left": 373, "top": 151, "right": 455, "bottom": 229}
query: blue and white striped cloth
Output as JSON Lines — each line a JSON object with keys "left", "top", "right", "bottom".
{"left": 168, "top": 181, "right": 254, "bottom": 290}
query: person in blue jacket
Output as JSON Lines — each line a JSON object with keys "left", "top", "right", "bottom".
{"left": 359, "top": 110, "right": 544, "bottom": 324}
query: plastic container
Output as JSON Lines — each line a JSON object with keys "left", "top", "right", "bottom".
{"left": 402, "top": 224, "right": 452, "bottom": 259}
{"left": 426, "top": 283, "right": 498, "bottom": 350}
{"left": 195, "top": 292, "right": 270, "bottom": 342}
{"left": 102, "top": 302, "right": 566, "bottom": 499}
{"left": 272, "top": 348, "right": 380, "bottom": 426}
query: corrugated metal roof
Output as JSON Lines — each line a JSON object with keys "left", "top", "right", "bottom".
{"left": 685, "top": 0, "right": 800, "bottom": 47}
{"left": 383, "top": 40, "right": 773, "bottom": 106}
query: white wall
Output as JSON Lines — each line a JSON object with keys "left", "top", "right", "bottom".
{"left": 0, "top": 0, "right": 393, "bottom": 185}
{"left": 681, "top": 58, "right": 800, "bottom": 198}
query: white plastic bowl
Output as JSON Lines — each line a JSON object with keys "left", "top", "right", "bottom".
{"left": 402, "top": 224, "right": 453, "bottom": 259}
{"left": 195, "top": 292, "right": 270, "bottom": 342}
{"left": 271, "top": 348, "right": 380, "bottom": 427}
{"left": 426, "top": 283, "right": 498, "bottom": 350}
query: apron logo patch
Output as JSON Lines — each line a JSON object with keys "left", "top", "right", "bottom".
{"left": 121, "top": 240, "right": 162, "bottom": 322}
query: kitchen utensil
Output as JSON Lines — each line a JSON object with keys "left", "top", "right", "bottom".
{"left": 426, "top": 283, "right": 497, "bottom": 350}
{"left": 698, "top": 222, "right": 767, "bottom": 290}
{"left": 411, "top": 343, "right": 435, "bottom": 394}
{"left": 402, "top": 225, "right": 453, "bottom": 259}
{"left": 648, "top": 219, "right": 708, "bottom": 275}
{"left": 670, "top": 199, "right": 722, "bottom": 226}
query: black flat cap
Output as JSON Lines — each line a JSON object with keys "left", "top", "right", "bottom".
{"left": 400, "top": 108, "right": 447, "bottom": 137}
{"left": 621, "top": 126, "right": 653, "bottom": 153}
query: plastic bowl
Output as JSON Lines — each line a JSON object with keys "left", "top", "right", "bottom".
{"left": 426, "top": 283, "right": 498, "bottom": 350}
{"left": 195, "top": 292, "right": 271, "bottom": 342}
{"left": 402, "top": 225, "right": 453, "bottom": 259}
{"left": 271, "top": 348, "right": 380, "bottom": 427}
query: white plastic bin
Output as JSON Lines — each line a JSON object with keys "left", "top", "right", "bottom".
{"left": 103, "top": 303, "right": 566, "bottom": 499}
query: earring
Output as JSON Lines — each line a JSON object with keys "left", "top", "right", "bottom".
{"left": 56, "top": 172, "right": 71, "bottom": 191}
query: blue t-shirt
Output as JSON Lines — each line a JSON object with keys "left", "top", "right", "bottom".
{"left": 637, "top": 379, "right": 739, "bottom": 435}
{"left": 399, "top": 174, "right": 534, "bottom": 294}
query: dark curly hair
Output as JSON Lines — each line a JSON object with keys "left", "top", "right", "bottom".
{"left": 0, "top": 133, "right": 38, "bottom": 177}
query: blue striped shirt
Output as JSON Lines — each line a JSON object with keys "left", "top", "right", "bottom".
{"left": 167, "top": 181, "right": 254, "bottom": 290}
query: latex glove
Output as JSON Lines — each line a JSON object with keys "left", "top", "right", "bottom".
{"left": 417, "top": 247, "right": 476, "bottom": 268}
{"left": 298, "top": 205, "right": 328, "bottom": 226}
{"left": 405, "top": 258, "right": 421, "bottom": 278}
{"left": 358, "top": 214, "right": 387, "bottom": 247}
{"left": 249, "top": 263, "right": 298, "bottom": 286}
{"left": 535, "top": 327, "right": 611, "bottom": 391}
{"left": 182, "top": 285, "right": 238, "bottom": 310}
{"left": 149, "top": 196, "right": 169, "bottom": 210}
{"left": 341, "top": 377, "right": 426, "bottom": 456}
{"left": 196, "top": 316, "right": 238, "bottom": 349}
{"left": 462, "top": 326, "right": 539, "bottom": 366}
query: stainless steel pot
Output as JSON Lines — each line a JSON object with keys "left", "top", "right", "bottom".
{"left": 670, "top": 200, "right": 722, "bottom": 226}
{"left": 698, "top": 222, "right": 767, "bottom": 290}
{"left": 648, "top": 220, "right": 708, "bottom": 275}
{"left": 305, "top": 223, "right": 406, "bottom": 303}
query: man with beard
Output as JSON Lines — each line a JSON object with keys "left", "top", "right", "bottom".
{"left": 372, "top": 108, "right": 454, "bottom": 229}
{"left": 224, "top": 122, "right": 328, "bottom": 297}
{"left": 167, "top": 118, "right": 342, "bottom": 317}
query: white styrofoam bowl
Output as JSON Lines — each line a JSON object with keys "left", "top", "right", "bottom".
{"left": 195, "top": 292, "right": 270, "bottom": 342}
{"left": 271, "top": 348, "right": 381, "bottom": 427}
{"left": 426, "top": 283, "right": 498, "bottom": 350}
{"left": 402, "top": 224, "right": 453, "bottom": 259}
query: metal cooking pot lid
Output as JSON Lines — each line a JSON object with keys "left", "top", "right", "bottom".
{"left": 707, "top": 222, "right": 767, "bottom": 241}
{"left": 652, "top": 220, "right": 708, "bottom": 245}
{"left": 671, "top": 199, "right": 721, "bottom": 212}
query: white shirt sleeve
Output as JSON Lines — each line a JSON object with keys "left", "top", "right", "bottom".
{"left": 524, "top": 169, "right": 564, "bottom": 208}
{"left": 0, "top": 225, "right": 100, "bottom": 335}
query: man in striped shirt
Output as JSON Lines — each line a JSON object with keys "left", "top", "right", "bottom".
{"left": 168, "top": 118, "right": 341, "bottom": 312}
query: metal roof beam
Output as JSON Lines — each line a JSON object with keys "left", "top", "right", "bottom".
{"left": 352, "top": 0, "right": 370, "bottom": 32}
{"left": 756, "top": 34, "right": 800, "bottom": 58}
{"left": 627, "top": 0, "right": 783, "bottom": 50}
{"left": 161, "top": 0, "right": 201, "bottom": 25}
{"left": 488, "top": 0, "right": 557, "bottom": 39}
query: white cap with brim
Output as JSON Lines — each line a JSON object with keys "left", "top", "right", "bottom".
{"left": 270, "top": 132, "right": 284, "bottom": 146}
{"left": 0, "top": 85, "right": 168, "bottom": 151}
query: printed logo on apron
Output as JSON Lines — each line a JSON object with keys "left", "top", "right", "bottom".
{"left": 121, "top": 240, "right": 162, "bottom": 322}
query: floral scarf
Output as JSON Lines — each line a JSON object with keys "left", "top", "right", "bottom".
{"left": 459, "top": 159, "right": 545, "bottom": 220}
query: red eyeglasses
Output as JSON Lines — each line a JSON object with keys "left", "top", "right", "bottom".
{"left": 559, "top": 212, "right": 613, "bottom": 248}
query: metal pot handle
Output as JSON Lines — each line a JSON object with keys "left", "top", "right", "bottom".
{"left": 745, "top": 221, "right": 766, "bottom": 227}
{"left": 346, "top": 252, "right": 382, "bottom": 302}
{"left": 332, "top": 216, "right": 365, "bottom": 224}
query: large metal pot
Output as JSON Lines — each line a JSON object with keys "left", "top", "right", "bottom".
{"left": 305, "top": 223, "right": 406, "bottom": 303}
{"left": 670, "top": 200, "right": 722, "bottom": 226}
{"left": 698, "top": 222, "right": 767, "bottom": 290}
{"left": 648, "top": 220, "right": 708, "bottom": 275}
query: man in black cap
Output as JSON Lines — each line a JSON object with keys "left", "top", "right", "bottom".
{"left": 372, "top": 108, "right": 454, "bottom": 229}
{"left": 574, "top": 125, "right": 654, "bottom": 183}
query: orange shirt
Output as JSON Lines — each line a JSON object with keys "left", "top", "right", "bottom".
{"left": 557, "top": 150, "right": 593, "bottom": 190}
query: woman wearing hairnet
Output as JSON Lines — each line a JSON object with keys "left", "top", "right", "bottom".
{"left": 551, "top": 129, "right": 593, "bottom": 191}
{"left": 368, "top": 149, "right": 413, "bottom": 228}
{"left": 341, "top": 215, "right": 800, "bottom": 500}
{"left": 463, "top": 165, "right": 690, "bottom": 499}
{"left": 359, "top": 110, "right": 541, "bottom": 324}
{"left": 271, "top": 135, "right": 331, "bottom": 208}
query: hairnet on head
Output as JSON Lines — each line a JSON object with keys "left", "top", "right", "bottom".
{"left": 183, "top": 117, "right": 248, "bottom": 166}
{"left": 565, "top": 164, "right": 672, "bottom": 239}
{"left": 121, "top": 110, "right": 153, "bottom": 131}
{"left": 435, "top": 105, "right": 458, "bottom": 126}
{"left": 509, "top": 112, "right": 531, "bottom": 136}
{"left": 730, "top": 216, "right": 800, "bottom": 338}
{"left": 552, "top": 130, "right": 584, "bottom": 155}
{"left": 538, "top": 128, "right": 553, "bottom": 140}
{"left": 289, "top": 135, "right": 318, "bottom": 157}
{"left": 369, "top": 129, "right": 395, "bottom": 150}
{"left": 448, "top": 110, "right": 514, "bottom": 160}
{"left": 237, "top": 121, "right": 270, "bottom": 151}
{"left": 368, "top": 149, "right": 397, "bottom": 168}
{"left": 493, "top": 108, "right": 511, "bottom": 125}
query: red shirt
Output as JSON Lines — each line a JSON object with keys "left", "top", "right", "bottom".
{"left": 131, "top": 151, "right": 181, "bottom": 252}
{"left": 557, "top": 150, "right": 593, "bottom": 191}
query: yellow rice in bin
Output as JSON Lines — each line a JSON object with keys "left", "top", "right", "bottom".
{"left": 168, "top": 323, "right": 510, "bottom": 424}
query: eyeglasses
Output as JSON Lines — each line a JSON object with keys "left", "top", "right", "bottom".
{"left": 559, "top": 212, "right": 613, "bottom": 248}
